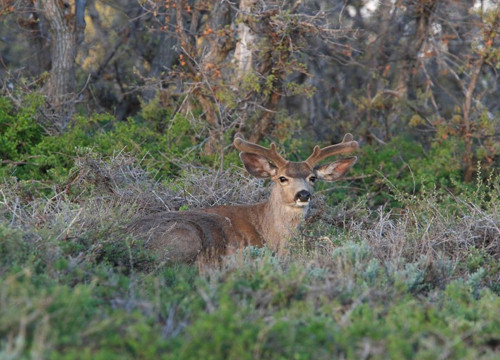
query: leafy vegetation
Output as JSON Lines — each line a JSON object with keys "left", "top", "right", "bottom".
{"left": 1, "top": 1, "right": 499, "bottom": 357}
{"left": 0, "top": 95, "right": 209, "bottom": 181}
{"left": 1, "top": 134, "right": 498, "bottom": 358}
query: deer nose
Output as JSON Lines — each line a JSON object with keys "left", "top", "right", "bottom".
{"left": 295, "top": 190, "right": 311, "bottom": 202}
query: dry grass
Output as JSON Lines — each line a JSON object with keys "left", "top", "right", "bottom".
{"left": 1, "top": 152, "right": 499, "bottom": 359}
{"left": 1, "top": 152, "right": 499, "bottom": 276}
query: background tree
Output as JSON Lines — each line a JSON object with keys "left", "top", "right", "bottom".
{"left": 0, "top": 0, "right": 87, "bottom": 130}
{"left": 1, "top": 0, "right": 499, "bottom": 180}
{"left": 38, "top": 0, "right": 87, "bottom": 130}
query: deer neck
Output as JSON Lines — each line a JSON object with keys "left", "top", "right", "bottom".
{"left": 259, "top": 185, "right": 308, "bottom": 252}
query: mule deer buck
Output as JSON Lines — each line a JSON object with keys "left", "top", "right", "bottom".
{"left": 130, "top": 134, "right": 358, "bottom": 262}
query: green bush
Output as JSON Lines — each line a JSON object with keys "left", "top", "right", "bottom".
{"left": 0, "top": 195, "right": 499, "bottom": 358}
{"left": 0, "top": 95, "right": 44, "bottom": 165}
{"left": 0, "top": 225, "right": 32, "bottom": 270}
{"left": 0, "top": 95, "right": 209, "bottom": 182}
{"left": 1, "top": 94, "right": 499, "bottom": 359}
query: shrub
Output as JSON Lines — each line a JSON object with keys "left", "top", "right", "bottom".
{"left": 0, "top": 131, "right": 499, "bottom": 359}
{"left": 0, "top": 95, "right": 213, "bottom": 182}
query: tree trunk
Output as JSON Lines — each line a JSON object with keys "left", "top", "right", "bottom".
{"left": 462, "top": 49, "right": 486, "bottom": 183}
{"left": 38, "top": 0, "right": 84, "bottom": 129}
{"left": 234, "top": 0, "right": 258, "bottom": 80}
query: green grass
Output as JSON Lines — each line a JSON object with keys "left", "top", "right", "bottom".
{"left": 0, "top": 237, "right": 498, "bottom": 359}
{"left": 0, "top": 153, "right": 499, "bottom": 359}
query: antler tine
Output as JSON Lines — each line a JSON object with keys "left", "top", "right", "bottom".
{"left": 305, "top": 133, "right": 359, "bottom": 167}
{"left": 234, "top": 135, "right": 288, "bottom": 167}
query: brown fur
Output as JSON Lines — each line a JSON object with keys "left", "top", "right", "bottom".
{"left": 129, "top": 135, "right": 358, "bottom": 263}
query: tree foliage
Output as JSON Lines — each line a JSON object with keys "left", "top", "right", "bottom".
{"left": 1, "top": 0, "right": 499, "bottom": 180}
{"left": 1, "top": 3, "right": 500, "bottom": 357}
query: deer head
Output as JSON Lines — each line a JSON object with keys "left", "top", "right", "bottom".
{"left": 234, "top": 133, "right": 359, "bottom": 210}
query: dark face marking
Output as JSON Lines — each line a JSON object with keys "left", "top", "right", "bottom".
{"left": 271, "top": 162, "right": 315, "bottom": 207}
{"left": 277, "top": 162, "right": 313, "bottom": 179}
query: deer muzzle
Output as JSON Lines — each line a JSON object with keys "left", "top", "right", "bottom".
{"left": 294, "top": 190, "right": 311, "bottom": 206}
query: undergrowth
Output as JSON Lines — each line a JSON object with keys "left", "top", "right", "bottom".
{"left": 0, "top": 153, "right": 499, "bottom": 359}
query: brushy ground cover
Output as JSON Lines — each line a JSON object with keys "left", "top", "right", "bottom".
{"left": 1, "top": 150, "right": 499, "bottom": 359}
{"left": 1, "top": 93, "right": 499, "bottom": 359}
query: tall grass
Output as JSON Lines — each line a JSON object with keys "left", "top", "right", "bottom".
{"left": 0, "top": 153, "right": 499, "bottom": 359}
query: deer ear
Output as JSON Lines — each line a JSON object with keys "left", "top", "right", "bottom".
{"left": 240, "top": 152, "right": 277, "bottom": 178}
{"left": 314, "top": 157, "right": 357, "bottom": 182}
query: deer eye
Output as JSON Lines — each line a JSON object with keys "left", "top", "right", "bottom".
{"left": 309, "top": 176, "right": 317, "bottom": 183}
{"left": 279, "top": 176, "right": 288, "bottom": 183}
